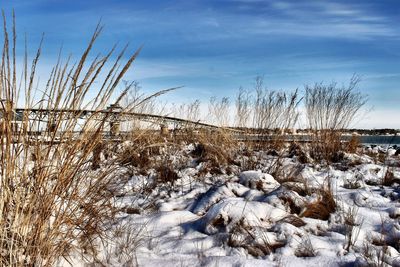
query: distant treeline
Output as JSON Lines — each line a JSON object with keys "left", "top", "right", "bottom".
{"left": 345, "top": 129, "right": 400, "bottom": 135}
{"left": 230, "top": 128, "right": 399, "bottom": 135}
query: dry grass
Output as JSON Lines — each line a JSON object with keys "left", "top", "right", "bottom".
{"left": 381, "top": 167, "right": 400, "bottom": 186}
{"left": 156, "top": 165, "right": 179, "bottom": 185}
{"left": 252, "top": 76, "right": 301, "bottom": 130}
{"left": 361, "top": 239, "right": 390, "bottom": 267}
{"left": 227, "top": 218, "right": 286, "bottom": 257}
{"left": 305, "top": 76, "right": 367, "bottom": 162}
{"left": 0, "top": 13, "right": 141, "bottom": 266}
{"left": 235, "top": 86, "right": 252, "bottom": 128}
{"left": 346, "top": 134, "right": 361, "bottom": 153}
{"left": 295, "top": 236, "right": 316, "bottom": 258}
{"left": 343, "top": 206, "right": 362, "bottom": 251}
{"left": 88, "top": 218, "right": 149, "bottom": 266}
{"left": 300, "top": 179, "right": 336, "bottom": 220}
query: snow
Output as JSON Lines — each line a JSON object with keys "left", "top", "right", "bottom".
{"left": 60, "top": 144, "right": 400, "bottom": 267}
{"left": 196, "top": 197, "right": 288, "bottom": 234}
{"left": 239, "top": 170, "right": 280, "bottom": 192}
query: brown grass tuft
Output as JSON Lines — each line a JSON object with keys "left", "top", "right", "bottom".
{"left": 156, "top": 165, "right": 179, "bottom": 185}
{"left": 295, "top": 236, "right": 317, "bottom": 257}
{"left": 0, "top": 14, "right": 141, "bottom": 266}
{"left": 300, "top": 180, "right": 336, "bottom": 220}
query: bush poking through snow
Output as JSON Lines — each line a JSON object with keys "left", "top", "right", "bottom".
{"left": 227, "top": 218, "right": 286, "bottom": 257}
{"left": 95, "top": 219, "right": 147, "bottom": 266}
{"left": 360, "top": 240, "right": 391, "bottom": 267}
{"left": 119, "top": 147, "right": 150, "bottom": 169}
{"left": 288, "top": 143, "right": 310, "bottom": 164}
{"left": 295, "top": 236, "right": 317, "bottom": 258}
{"left": 343, "top": 174, "right": 364, "bottom": 189}
{"left": 191, "top": 142, "right": 238, "bottom": 176}
{"left": 300, "top": 179, "right": 336, "bottom": 220}
{"left": 278, "top": 191, "right": 304, "bottom": 215}
{"left": 156, "top": 165, "right": 179, "bottom": 185}
{"left": 195, "top": 143, "right": 232, "bottom": 166}
{"left": 382, "top": 167, "right": 400, "bottom": 186}
{"left": 347, "top": 135, "right": 361, "bottom": 153}
{"left": 343, "top": 206, "right": 362, "bottom": 251}
{"left": 191, "top": 143, "right": 207, "bottom": 158}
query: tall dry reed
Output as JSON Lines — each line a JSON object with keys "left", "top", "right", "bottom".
{"left": 0, "top": 13, "right": 140, "bottom": 266}
{"left": 304, "top": 75, "right": 367, "bottom": 161}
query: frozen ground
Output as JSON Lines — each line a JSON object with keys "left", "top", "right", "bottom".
{"left": 62, "top": 144, "right": 400, "bottom": 267}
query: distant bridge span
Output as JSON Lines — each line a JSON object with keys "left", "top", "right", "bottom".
{"left": 7, "top": 107, "right": 381, "bottom": 145}
{"left": 13, "top": 107, "right": 234, "bottom": 132}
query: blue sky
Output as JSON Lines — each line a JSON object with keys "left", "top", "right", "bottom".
{"left": 1, "top": 0, "right": 399, "bottom": 128}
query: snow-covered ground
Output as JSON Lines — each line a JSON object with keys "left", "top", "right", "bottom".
{"left": 62, "top": 143, "right": 400, "bottom": 267}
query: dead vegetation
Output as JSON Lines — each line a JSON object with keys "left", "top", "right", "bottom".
{"left": 294, "top": 236, "right": 317, "bottom": 258}
{"left": 304, "top": 75, "right": 367, "bottom": 162}
{"left": 300, "top": 179, "right": 336, "bottom": 220}
{"left": 343, "top": 206, "right": 362, "bottom": 251}
{"left": 227, "top": 218, "right": 286, "bottom": 257}
{"left": 0, "top": 14, "right": 141, "bottom": 266}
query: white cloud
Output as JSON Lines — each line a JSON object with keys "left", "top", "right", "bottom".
{"left": 226, "top": 0, "right": 398, "bottom": 40}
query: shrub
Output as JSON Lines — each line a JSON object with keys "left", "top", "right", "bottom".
{"left": 227, "top": 218, "right": 285, "bottom": 257}
{"left": 304, "top": 76, "right": 367, "bottom": 162}
{"left": 343, "top": 206, "right": 362, "bottom": 251}
{"left": 252, "top": 76, "right": 301, "bottom": 131}
{"left": 295, "top": 236, "right": 316, "bottom": 257}
{"left": 382, "top": 167, "right": 400, "bottom": 186}
{"left": 347, "top": 134, "right": 361, "bottom": 153}
{"left": 300, "top": 179, "right": 336, "bottom": 220}
{"left": 156, "top": 165, "right": 179, "bottom": 185}
{"left": 0, "top": 15, "right": 139, "bottom": 266}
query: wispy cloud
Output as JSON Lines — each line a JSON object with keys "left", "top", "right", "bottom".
{"left": 225, "top": 0, "right": 398, "bottom": 40}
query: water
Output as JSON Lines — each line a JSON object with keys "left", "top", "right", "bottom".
{"left": 352, "top": 135, "right": 400, "bottom": 146}
{"left": 233, "top": 134, "right": 400, "bottom": 146}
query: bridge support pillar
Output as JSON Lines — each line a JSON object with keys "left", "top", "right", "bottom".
{"left": 110, "top": 121, "right": 120, "bottom": 136}
{"left": 160, "top": 124, "right": 169, "bottom": 136}
{"left": 107, "top": 103, "right": 122, "bottom": 137}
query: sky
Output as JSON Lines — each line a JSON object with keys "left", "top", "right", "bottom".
{"left": 1, "top": 0, "right": 399, "bottom": 129}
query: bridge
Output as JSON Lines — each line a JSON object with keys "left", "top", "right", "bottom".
{"left": 9, "top": 104, "right": 235, "bottom": 137}
{"left": 5, "top": 104, "right": 382, "bottom": 145}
